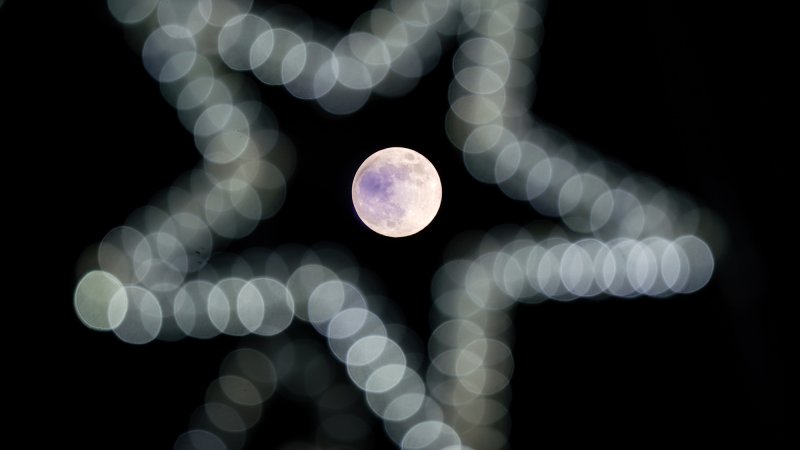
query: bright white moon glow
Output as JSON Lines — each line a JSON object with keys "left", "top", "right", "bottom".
{"left": 352, "top": 147, "right": 443, "bottom": 238}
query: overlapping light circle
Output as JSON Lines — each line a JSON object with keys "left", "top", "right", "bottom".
{"left": 75, "top": 0, "right": 722, "bottom": 448}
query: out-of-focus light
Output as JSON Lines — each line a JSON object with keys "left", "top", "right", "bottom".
{"left": 74, "top": 270, "right": 126, "bottom": 331}
{"left": 173, "top": 429, "right": 227, "bottom": 450}
{"left": 218, "top": 14, "right": 271, "bottom": 71}
{"left": 401, "top": 420, "right": 461, "bottom": 450}
{"left": 237, "top": 277, "right": 294, "bottom": 335}
{"left": 283, "top": 42, "right": 338, "bottom": 100}
{"left": 157, "top": 0, "right": 211, "bottom": 36}
{"left": 109, "top": 285, "right": 162, "bottom": 344}
{"left": 83, "top": 1, "right": 725, "bottom": 448}
{"left": 107, "top": 0, "right": 159, "bottom": 25}
{"left": 250, "top": 28, "right": 304, "bottom": 86}
{"left": 287, "top": 263, "right": 339, "bottom": 321}
{"left": 206, "top": 0, "right": 253, "bottom": 28}
{"left": 203, "top": 401, "right": 248, "bottom": 432}
{"left": 221, "top": 348, "right": 277, "bottom": 397}
{"left": 174, "top": 280, "right": 219, "bottom": 339}
{"left": 207, "top": 277, "right": 249, "bottom": 335}
{"left": 142, "top": 25, "right": 197, "bottom": 83}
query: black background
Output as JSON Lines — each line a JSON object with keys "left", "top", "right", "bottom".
{"left": 1, "top": 0, "right": 789, "bottom": 447}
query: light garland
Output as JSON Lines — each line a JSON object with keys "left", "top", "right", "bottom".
{"left": 75, "top": 0, "right": 719, "bottom": 448}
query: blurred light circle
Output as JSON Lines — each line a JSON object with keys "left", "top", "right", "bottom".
{"left": 380, "top": 392, "right": 426, "bottom": 422}
{"left": 455, "top": 66, "right": 505, "bottom": 95}
{"left": 429, "top": 376, "right": 479, "bottom": 407}
{"left": 201, "top": 129, "right": 251, "bottom": 164}
{"left": 366, "top": 367, "right": 426, "bottom": 419}
{"left": 157, "top": 0, "right": 212, "bottom": 36}
{"left": 283, "top": 42, "right": 338, "bottom": 100}
{"left": 142, "top": 25, "right": 197, "bottom": 82}
{"left": 250, "top": 28, "right": 304, "bottom": 86}
{"left": 347, "top": 334, "right": 401, "bottom": 370}
{"left": 163, "top": 212, "right": 213, "bottom": 273}
{"left": 559, "top": 173, "right": 611, "bottom": 233}
{"left": 140, "top": 230, "right": 189, "bottom": 275}
{"left": 208, "top": 277, "right": 249, "bottom": 335}
{"left": 385, "top": 397, "right": 446, "bottom": 445}
{"left": 493, "top": 141, "right": 522, "bottom": 184}
{"left": 390, "top": 46, "right": 424, "bottom": 79}
{"left": 317, "top": 83, "right": 371, "bottom": 115}
{"left": 287, "top": 263, "right": 339, "bottom": 321}
{"left": 401, "top": 420, "right": 461, "bottom": 449}
{"left": 107, "top": 0, "right": 159, "bottom": 25}
{"left": 537, "top": 242, "right": 576, "bottom": 300}
{"left": 308, "top": 279, "right": 345, "bottom": 328}
{"left": 204, "top": 401, "right": 247, "bottom": 433}
{"left": 674, "top": 235, "right": 714, "bottom": 293}
{"left": 174, "top": 280, "right": 220, "bottom": 339}
{"left": 74, "top": 270, "right": 126, "bottom": 331}
{"left": 218, "top": 374, "right": 262, "bottom": 406}
{"left": 605, "top": 189, "right": 646, "bottom": 238}
{"left": 455, "top": 38, "right": 510, "bottom": 82}
{"left": 206, "top": 0, "right": 253, "bottom": 27}
{"left": 640, "top": 237, "right": 673, "bottom": 296}
{"left": 308, "top": 280, "right": 366, "bottom": 334}
{"left": 194, "top": 103, "right": 249, "bottom": 139}
{"left": 177, "top": 77, "right": 231, "bottom": 112}
{"left": 110, "top": 285, "right": 163, "bottom": 344}
{"left": 135, "top": 258, "right": 186, "bottom": 293}
{"left": 627, "top": 241, "right": 658, "bottom": 295}
{"left": 430, "top": 319, "right": 484, "bottom": 354}
{"left": 495, "top": 249, "right": 525, "bottom": 298}
{"left": 432, "top": 348, "right": 481, "bottom": 377}
{"left": 601, "top": 238, "right": 637, "bottom": 297}
{"left": 204, "top": 178, "right": 261, "bottom": 239}
{"left": 661, "top": 239, "right": 689, "bottom": 292}
{"left": 221, "top": 348, "right": 277, "bottom": 395}
{"left": 529, "top": 157, "right": 578, "bottom": 218}
{"left": 328, "top": 308, "right": 388, "bottom": 360}
{"left": 369, "top": 9, "right": 409, "bottom": 51}
{"left": 339, "top": 32, "right": 391, "bottom": 85}
{"left": 365, "top": 363, "right": 407, "bottom": 393}
{"left": 218, "top": 13, "right": 271, "bottom": 71}
{"left": 457, "top": 397, "right": 508, "bottom": 426}
{"left": 173, "top": 429, "right": 227, "bottom": 450}
{"left": 333, "top": 55, "right": 372, "bottom": 90}
{"left": 560, "top": 242, "right": 595, "bottom": 296}
{"left": 450, "top": 94, "right": 503, "bottom": 125}
{"left": 348, "top": 345, "right": 409, "bottom": 393}
{"left": 236, "top": 277, "right": 294, "bottom": 335}
{"left": 279, "top": 41, "right": 308, "bottom": 84}
{"left": 98, "top": 225, "right": 149, "bottom": 284}
{"left": 249, "top": 30, "right": 276, "bottom": 69}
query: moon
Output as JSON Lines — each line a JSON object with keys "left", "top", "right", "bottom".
{"left": 352, "top": 147, "right": 442, "bottom": 238}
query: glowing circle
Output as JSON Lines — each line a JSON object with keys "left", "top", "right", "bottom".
{"left": 74, "top": 270, "right": 126, "bottom": 331}
{"left": 352, "top": 147, "right": 442, "bottom": 237}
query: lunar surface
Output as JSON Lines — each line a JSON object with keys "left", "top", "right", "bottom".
{"left": 352, "top": 147, "right": 442, "bottom": 237}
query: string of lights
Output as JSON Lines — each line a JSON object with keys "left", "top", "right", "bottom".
{"left": 74, "top": 0, "right": 721, "bottom": 448}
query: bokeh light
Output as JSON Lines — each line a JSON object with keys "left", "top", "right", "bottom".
{"left": 74, "top": 0, "right": 724, "bottom": 447}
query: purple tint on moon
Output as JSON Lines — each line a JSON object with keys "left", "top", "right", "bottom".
{"left": 359, "top": 165, "right": 409, "bottom": 202}
{"left": 360, "top": 171, "right": 392, "bottom": 200}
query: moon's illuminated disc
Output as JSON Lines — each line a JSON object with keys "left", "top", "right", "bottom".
{"left": 352, "top": 147, "right": 443, "bottom": 238}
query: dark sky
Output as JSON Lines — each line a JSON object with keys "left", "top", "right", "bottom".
{"left": 2, "top": 0, "right": 789, "bottom": 448}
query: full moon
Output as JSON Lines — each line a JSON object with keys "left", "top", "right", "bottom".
{"left": 352, "top": 147, "right": 442, "bottom": 238}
